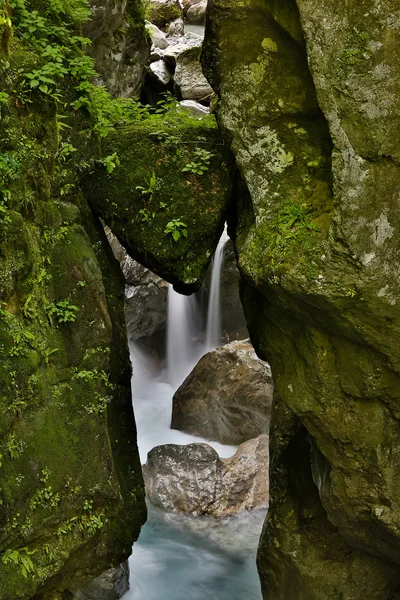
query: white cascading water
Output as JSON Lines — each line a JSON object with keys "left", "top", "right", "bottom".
{"left": 205, "top": 226, "right": 229, "bottom": 352}
{"left": 124, "top": 225, "right": 264, "bottom": 599}
{"left": 167, "top": 285, "right": 202, "bottom": 389}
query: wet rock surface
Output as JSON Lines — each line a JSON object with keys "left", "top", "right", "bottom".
{"left": 172, "top": 340, "right": 273, "bottom": 445}
{"left": 143, "top": 435, "right": 269, "bottom": 517}
{"left": 72, "top": 563, "right": 130, "bottom": 600}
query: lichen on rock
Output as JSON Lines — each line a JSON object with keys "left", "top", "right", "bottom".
{"left": 203, "top": 0, "right": 400, "bottom": 595}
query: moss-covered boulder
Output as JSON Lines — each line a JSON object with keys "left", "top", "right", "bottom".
{"left": 82, "top": 115, "right": 232, "bottom": 292}
{"left": 204, "top": 0, "right": 400, "bottom": 594}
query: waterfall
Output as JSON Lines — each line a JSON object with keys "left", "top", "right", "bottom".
{"left": 167, "top": 285, "right": 201, "bottom": 389}
{"left": 205, "top": 227, "right": 229, "bottom": 352}
{"left": 166, "top": 226, "right": 229, "bottom": 387}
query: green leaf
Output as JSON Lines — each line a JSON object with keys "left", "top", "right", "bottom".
{"left": 172, "top": 231, "right": 180, "bottom": 242}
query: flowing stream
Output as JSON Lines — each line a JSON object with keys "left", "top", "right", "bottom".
{"left": 123, "top": 231, "right": 264, "bottom": 599}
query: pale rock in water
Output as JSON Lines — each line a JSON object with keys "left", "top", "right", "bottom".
{"left": 179, "top": 99, "right": 210, "bottom": 116}
{"left": 186, "top": 0, "right": 207, "bottom": 23}
{"left": 172, "top": 340, "right": 273, "bottom": 445}
{"left": 163, "top": 32, "right": 203, "bottom": 67}
{"left": 167, "top": 18, "right": 185, "bottom": 37}
{"left": 149, "top": 60, "right": 173, "bottom": 86}
{"left": 143, "top": 435, "right": 269, "bottom": 517}
{"left": 179, "top": 0, "right": 203, "bottom": 17}
{"left": 145, "top": 22, "right": 169, "bottom": 50}
{"left": 174, "top": 46, "right": 213, "bottom": 102}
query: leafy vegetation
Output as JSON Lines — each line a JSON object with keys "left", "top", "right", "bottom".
{"left": 46, "top": 299, "right": 79, "bottom": 324}
{"left": 164, "top": 218, "right": 188, "bottom": 242}
{"left": 182, "top": 148, "right": 215, "bottom": 175}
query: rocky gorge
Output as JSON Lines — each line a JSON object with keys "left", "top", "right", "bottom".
{"left": 0, "top": 0, "right": 400, "bottom": 598}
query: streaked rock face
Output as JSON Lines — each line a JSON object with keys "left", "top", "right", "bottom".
{"left": 84, "top": 0, "right": 150, "bottom": 97}
{"left": 143, "top": 435, "right": 269, "bottom": 517}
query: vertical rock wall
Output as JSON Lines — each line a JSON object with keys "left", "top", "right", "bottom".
{"left": 203, "top": 0, "right": 400, "bottom": 596}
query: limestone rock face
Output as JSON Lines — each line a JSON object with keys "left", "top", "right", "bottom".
{"left": 172, "top": 340, "right": 273, "bottom": 444}
{"left": 258, "top": 400, "right": 400, "bottom": 600}
{"left": 106, "top": 229, "right": 168, "bottom": 341}
{"left": 143, "top": 435, "right": 269, "bottom": 517}
{"left": 72, "top": 563, "right": 130, "bottom": 600}
{"left": 203, "top": 0, "right": 400, "bottom": 594}
{"left": 84, "top": 0, "right": 150, "bottom": 97}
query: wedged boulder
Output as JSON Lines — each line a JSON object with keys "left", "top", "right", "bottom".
{"left": 172, "top": 340, "right": 273, "bottom": 444}
{"left": 203, "top": 0, "right": 400, "bottom": 592}
{"left": 84, "top": 0, "right": 150, "bottom": 97}
{"left": 143, "top": 435, "right": 269, "bottom": 517}
{"left": 186, "top": 0, "right": 207, "bottom": 24}
{"left": 174, "top": 46, "right": 213, "bottom": 102}
{"left": 146, "top": 0, "right": 183, "bottom": 30}
{"left": 82, "top": 118, "right": 232, "bottom": 292}
{"left": 72, "top": 562, "right": 130, "bottom": 600}
{"left": 163, "top": 32, "right": 203, "bottom": 67}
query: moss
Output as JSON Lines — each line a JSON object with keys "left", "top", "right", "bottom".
{"left": 81, "top": 116, "right": 233, "bottom": 292}
{"left": 0, "top": 3, "right": 147, "bottom": 597}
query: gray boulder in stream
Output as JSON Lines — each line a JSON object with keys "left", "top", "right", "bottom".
{"left": 72, "top": 562, "right": 130, "bottom": 600}
{"left": 143, "top": 435, "right": 269, "bottom": 517}
{"left": 171, "top": 340, "right": 274, "bottom": 444}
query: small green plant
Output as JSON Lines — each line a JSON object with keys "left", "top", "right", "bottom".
{"left": 99, "top": 153, "right": 120, "bottom": 174}
{"left": 58, "top": 142, "right": 77, "bottom": 162}
{"left": 0, "top": 153, "right": 20, "bottom": 181}
{"left": 2, "top": 547, "right": 36, "bottom": 578}
{"left": 164, "top": 218, "right": 188, "bottom": 242}
{"left": 84, "top": 392, "right": 111, "bottom": 415}
{"left": 136, "top": 170, "right": 160, "bottom": 200}
{"left": 138, "top": 208, "right": 155, "bottom": 222}
{"left": 46, "top": 299, "right": 79, "bottom": 324}
{"left": 182, "top": 148, "right": 215, "bottom": 176}
{"left": 30, "top": 485, "right": 60, "bottom": 510}
{"left": 6, "top": 434, "right": 26, "bottom": 460}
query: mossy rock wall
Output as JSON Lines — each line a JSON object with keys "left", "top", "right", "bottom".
{"left": 81, "top": 118, "right": 232, "bottom": 292}
{"left": 203, "top": 0, "right": 400, "bottom": 595}
{"left": 0, "top": 6, "right": 148, "bottom": 599}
